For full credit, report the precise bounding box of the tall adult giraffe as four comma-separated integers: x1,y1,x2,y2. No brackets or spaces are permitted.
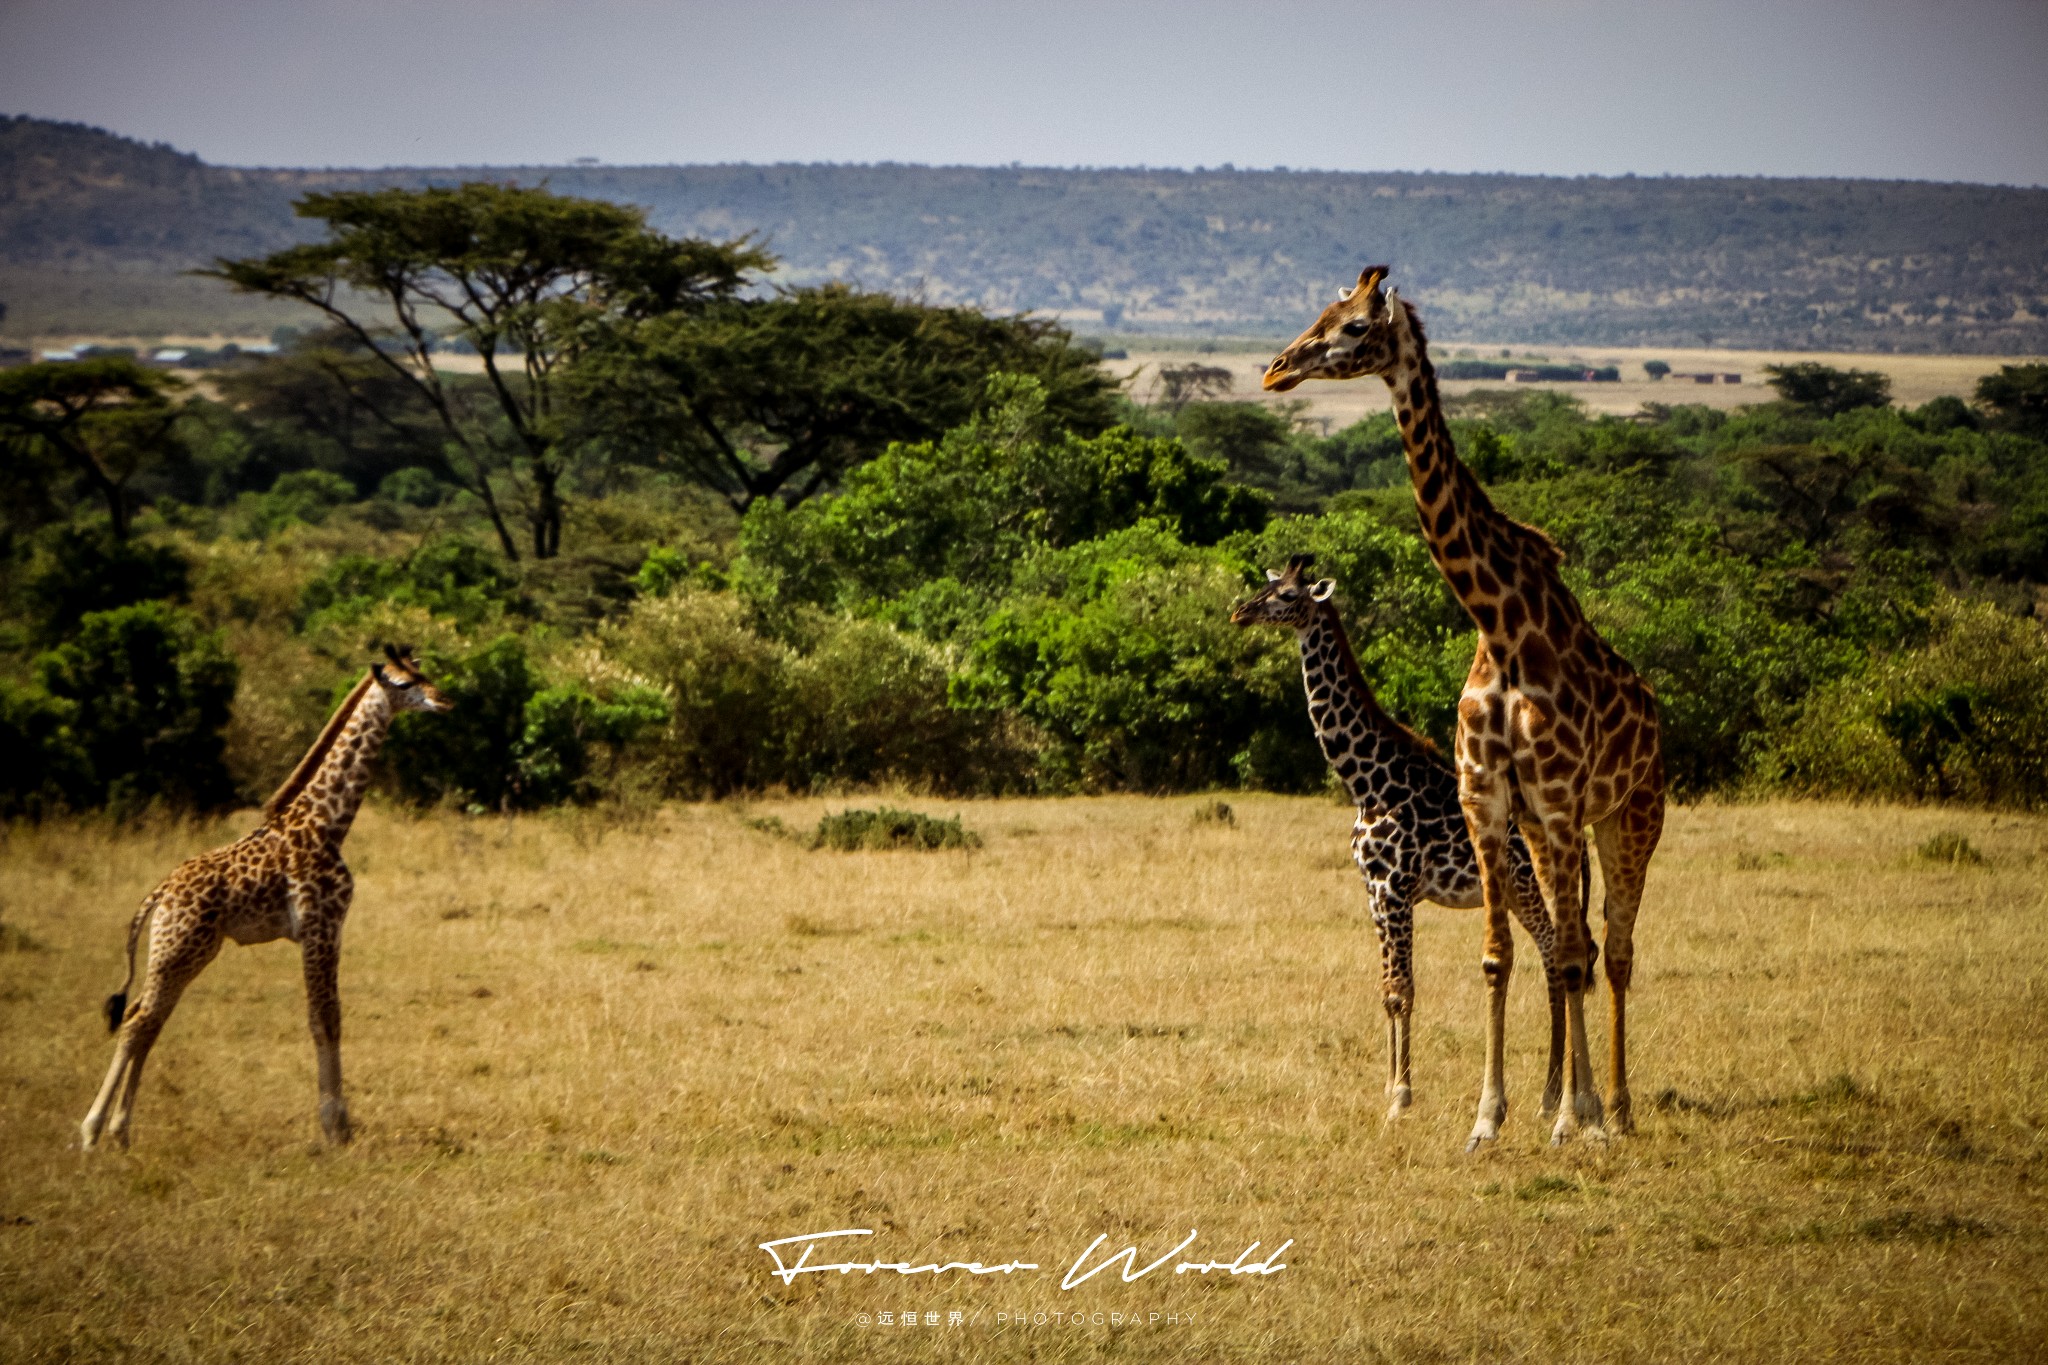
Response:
80,646,449,1151
1233,553,1565,1122
1264,267,1666,1147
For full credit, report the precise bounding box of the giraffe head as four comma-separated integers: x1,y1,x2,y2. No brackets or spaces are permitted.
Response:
370,644,452,713
1262,265,1402,392
1231,553,1336,629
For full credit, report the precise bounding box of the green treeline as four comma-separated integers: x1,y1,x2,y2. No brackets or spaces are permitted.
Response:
4,184,2048,817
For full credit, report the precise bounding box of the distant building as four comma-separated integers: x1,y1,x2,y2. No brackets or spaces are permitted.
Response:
1507,368,1541,383
40,348,78,362
149,348,190,365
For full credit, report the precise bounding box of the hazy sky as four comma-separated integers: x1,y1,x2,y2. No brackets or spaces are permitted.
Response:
3,0,2045,184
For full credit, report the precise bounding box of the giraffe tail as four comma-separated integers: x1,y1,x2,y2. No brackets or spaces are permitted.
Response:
1582,842,1599,976
102,891,160,1033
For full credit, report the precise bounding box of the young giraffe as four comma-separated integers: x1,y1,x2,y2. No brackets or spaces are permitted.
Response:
1265,267,1666,1147
1232,552,1566,1121
79,646,450,1151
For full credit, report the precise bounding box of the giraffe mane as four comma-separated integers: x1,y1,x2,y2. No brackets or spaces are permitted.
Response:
262,671,375,822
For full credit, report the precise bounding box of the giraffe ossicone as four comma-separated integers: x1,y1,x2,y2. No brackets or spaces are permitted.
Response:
1232,554,1565,1122
78,645,451,1152
1266,268,1667,1148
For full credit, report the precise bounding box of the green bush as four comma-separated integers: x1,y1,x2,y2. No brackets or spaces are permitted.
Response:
960,525,1317,792
234,468,356,537
380,636,533,809
381,635,666,809
785,615,1025,793
809,807,981,851
0,680,89,816
1759,596,2048,806
515,682,669,806
33,601,239,813
21,525,191,644
600,590,796,797
297,535,521,631
729,380,1268,629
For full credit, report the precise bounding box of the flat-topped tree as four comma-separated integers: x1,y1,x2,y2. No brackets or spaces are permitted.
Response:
205,183,770,559
0,357,186,539
566,284,1120,513
1265,267,1666,1148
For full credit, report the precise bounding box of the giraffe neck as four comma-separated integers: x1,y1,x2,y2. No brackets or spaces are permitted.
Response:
287,684,395,844
1296,602,1426,808
1380,301,1543,642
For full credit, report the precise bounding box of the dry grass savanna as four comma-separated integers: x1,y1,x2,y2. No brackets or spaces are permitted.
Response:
1106,345,2044,428
2,796,2043,1363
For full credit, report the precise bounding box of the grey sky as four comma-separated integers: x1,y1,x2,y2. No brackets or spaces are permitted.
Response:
3,0,2044,184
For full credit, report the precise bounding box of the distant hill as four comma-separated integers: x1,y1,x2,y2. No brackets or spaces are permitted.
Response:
4,114,2046,352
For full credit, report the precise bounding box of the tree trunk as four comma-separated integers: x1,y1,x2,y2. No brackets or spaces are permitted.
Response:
531,465,564,560
53,434,128,539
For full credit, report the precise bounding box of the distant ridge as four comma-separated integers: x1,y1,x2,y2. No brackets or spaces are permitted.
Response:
4,114,2045,351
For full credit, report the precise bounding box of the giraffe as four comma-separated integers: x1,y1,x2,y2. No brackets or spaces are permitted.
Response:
1232,552,1566,1121
79,646,450,1151
1264,267,1666,1148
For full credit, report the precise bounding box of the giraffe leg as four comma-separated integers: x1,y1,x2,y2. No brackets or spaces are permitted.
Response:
1527,818,1603,1145
92,928,221,1151
1593,784,1664,1136
1459,769,1517,1152
1505,832,1565,1121
80,1033,135,1151
301,914,352,1145
1367,884,1417,1119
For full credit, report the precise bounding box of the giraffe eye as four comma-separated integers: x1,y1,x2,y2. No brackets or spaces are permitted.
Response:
1278,589,1298,601
1340,321,1368,338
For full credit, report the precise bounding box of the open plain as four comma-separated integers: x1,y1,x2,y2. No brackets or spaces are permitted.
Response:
2,796,2044,1363
1108,345,2043,427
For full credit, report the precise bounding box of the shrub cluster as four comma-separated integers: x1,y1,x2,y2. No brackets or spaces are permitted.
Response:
7,343,2048,815
809,807,982,851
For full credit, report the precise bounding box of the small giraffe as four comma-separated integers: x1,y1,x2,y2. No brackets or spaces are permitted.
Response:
79,646,450,1151
1233,553,1566,1121
1266,267,1666,1148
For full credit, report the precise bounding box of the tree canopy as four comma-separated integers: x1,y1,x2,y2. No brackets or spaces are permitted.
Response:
570,284,1119,512
0,357,187,539
206,182,770,558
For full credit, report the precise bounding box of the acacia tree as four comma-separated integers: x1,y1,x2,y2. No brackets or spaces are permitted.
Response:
569,284,1118,511
206,183,769,559
1763,362,1892,417
0,358,187,539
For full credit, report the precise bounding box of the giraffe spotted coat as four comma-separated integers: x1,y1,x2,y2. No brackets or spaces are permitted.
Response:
1233,556,1566,1119
79,647,449,1151
1266,266,1667,1148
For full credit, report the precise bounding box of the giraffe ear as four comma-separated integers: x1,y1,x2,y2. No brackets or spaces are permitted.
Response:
1265,569,1282,583
370,663,393,687
1310,579,1336,602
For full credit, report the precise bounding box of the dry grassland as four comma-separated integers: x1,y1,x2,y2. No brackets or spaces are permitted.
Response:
1106,346,2043,426
2,797,2044,1363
